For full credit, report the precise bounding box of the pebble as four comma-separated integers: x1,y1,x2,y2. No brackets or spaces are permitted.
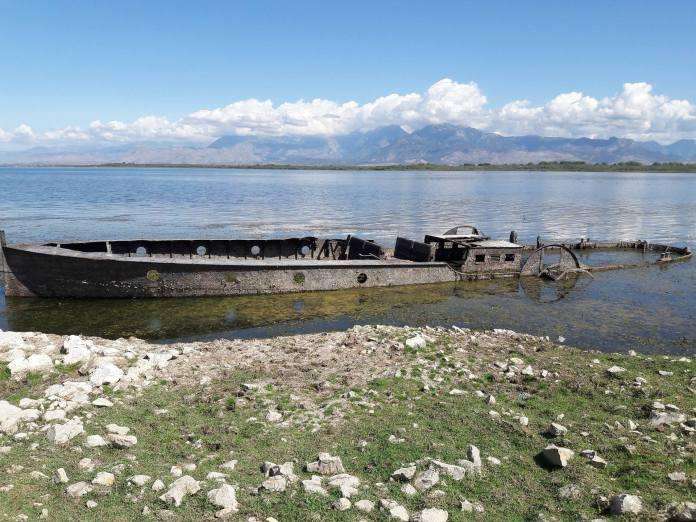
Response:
610,493,642,515
541,445,575,468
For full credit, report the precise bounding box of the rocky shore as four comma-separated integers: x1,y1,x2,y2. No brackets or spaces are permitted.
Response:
0,326,694,521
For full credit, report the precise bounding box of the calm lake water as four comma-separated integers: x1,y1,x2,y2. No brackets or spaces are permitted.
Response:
1,167,695,354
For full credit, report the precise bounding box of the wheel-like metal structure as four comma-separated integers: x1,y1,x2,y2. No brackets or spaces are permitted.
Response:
521,244,585,281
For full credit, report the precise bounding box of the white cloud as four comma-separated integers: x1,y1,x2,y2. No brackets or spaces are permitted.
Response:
1,80,695,150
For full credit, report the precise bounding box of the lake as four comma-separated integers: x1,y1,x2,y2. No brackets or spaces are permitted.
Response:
1,167,694,354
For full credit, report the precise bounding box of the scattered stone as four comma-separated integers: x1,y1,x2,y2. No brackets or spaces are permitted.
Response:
89,362,124,386
486,456,501,466
606,366,626,377
26,354,54,373
261,475,287,492
650,411,686,427
85,435,108,448
610,493,642,516
220,460,237,471
380,499,409,521
61,336,93,365
391,465,417,482
128,475,152,486
53,468,69,484
519,416,529,427
306,453,345,475
265,410,282,423
91,398,113,408
207,471,228,481
545,422,568,437
405,335,427,349
467,444,482,467
541,445,575,468
413,508,448,522
301,476,328,496
668,471,687,483
106,423,130,435
401,483,417,496
65,481,93,498
159,475,201,507
355,499,375,513
413,469,439,491
332,497,351,511
107,433,137,448
86,500,98,509
665,501,696,522
92,472,115,487
151,479,165,492
78,458,94,472
47,418,84,444
327,473,360,498
207,483,238,515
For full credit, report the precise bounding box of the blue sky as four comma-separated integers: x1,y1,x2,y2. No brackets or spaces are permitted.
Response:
1,0,695,145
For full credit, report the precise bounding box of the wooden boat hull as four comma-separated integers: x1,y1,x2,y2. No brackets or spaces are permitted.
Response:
2,245,469,298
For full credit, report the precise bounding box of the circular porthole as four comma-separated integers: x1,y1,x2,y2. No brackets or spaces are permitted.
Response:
357,273,368,284
146,269,160,282
135,246,147,257
300,245,311,256
196,245,207,256
250,245,261,256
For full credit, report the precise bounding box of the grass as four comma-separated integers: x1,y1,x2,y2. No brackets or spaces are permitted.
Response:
0,329,693,521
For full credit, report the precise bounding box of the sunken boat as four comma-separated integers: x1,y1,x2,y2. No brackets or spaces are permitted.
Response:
0,227,691,298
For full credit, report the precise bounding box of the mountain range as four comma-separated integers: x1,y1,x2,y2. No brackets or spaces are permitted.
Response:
3,124,696,165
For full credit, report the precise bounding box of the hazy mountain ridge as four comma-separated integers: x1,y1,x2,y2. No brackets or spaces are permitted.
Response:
3,125,696,165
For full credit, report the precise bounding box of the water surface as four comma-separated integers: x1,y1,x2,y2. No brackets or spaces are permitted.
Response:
1,167,694,354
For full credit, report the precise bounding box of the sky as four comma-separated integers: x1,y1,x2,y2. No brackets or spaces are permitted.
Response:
1,0,695,149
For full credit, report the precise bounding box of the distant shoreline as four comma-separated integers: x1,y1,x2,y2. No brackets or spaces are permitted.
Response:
2,161,696,172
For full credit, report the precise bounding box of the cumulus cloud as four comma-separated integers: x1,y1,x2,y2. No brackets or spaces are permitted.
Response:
1,79,695,149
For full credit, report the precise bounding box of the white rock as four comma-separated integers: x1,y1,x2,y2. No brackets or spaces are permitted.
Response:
542,445,575,468
86,500,98,508
265,410,282,423
8,357,28,377
107,433,137,448
610,494,642,515
327,473,360,498
47,418,84,444
0,331,27,351
400,483,417,496
486,456,501,466
381,499,409,521
306,453,345,475
106,423,130,435
151,479,165,491
0,400,24,434
26,354,54,373
43,409,67,422
519,416,529,426
467,445,482,467
159,475,200,507
332,497,351,511
128,475,152,486
78,458,95,471
302,476,328,496
61,336,93,365
91,398,113,408
89,362,124,386
92,472,115,487
207,483,238,512
405,335,427,349
650,411,686,427
414,508,449,522
355,499,375,512
261,475,287,492
413,469,439,491
391,465,417,482
65,481,92,498
606,365,626,376
53,468,69,484
545,422,568,437
206,471,228,481
431,459,478,480
220,460,237,471
85,435,108,448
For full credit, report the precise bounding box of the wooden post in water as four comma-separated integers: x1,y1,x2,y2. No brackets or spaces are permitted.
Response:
0,229,7,275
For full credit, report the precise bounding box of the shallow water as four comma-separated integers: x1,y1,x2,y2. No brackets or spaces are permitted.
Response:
1,167,694,354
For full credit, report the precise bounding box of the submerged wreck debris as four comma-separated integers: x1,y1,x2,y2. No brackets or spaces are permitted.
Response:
0,226,690,298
